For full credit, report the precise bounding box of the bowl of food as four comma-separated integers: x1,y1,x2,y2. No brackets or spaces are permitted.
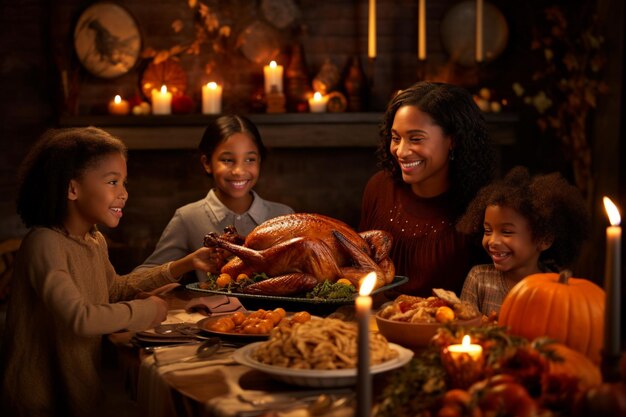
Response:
375,290,482,349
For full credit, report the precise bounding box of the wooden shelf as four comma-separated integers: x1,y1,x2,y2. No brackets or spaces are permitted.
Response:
58,112,518,150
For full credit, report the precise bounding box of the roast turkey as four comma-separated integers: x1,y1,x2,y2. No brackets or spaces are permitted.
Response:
203,213,395,295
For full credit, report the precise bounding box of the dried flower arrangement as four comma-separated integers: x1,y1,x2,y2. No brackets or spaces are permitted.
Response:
511,5,608,199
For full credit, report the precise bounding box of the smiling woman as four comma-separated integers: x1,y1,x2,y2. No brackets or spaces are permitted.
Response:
359,81,495,297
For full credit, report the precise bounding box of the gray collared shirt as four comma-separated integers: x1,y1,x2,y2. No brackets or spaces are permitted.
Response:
134,189,293,282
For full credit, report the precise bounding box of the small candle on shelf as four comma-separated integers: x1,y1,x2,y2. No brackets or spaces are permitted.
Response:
151,85,172,115
475,0,484,62
368,0,376,59
418,0,426,61
308,92,328,113
602,197,622,366
356,272,377,417
263,61,284,94
202,82,223,114
108,95,130,115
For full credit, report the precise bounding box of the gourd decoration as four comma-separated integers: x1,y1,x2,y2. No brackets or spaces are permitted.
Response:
499,270,605,364
543,342,602,390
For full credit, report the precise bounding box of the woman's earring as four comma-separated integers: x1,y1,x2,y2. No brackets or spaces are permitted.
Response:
449,148,455,161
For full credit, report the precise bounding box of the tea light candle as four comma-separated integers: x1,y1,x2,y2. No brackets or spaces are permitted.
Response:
263,61,284,94
603,197,622,360
476,0,484,62
202,82,222,114
448,335,483,362
418,0,426,60
368,0,376,59
308,92,328,113
108,95,130,115
152,85,172,115
356,272,377,417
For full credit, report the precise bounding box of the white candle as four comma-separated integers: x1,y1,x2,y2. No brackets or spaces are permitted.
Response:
603,196,622,360
476,0,484,62
263,61,284,94
202,82,223,114
447,335,483,362
418,0,426,60
356,272,377,417
368,0,376,59
151,85,172,115
108,95,129,115
308,92,328,113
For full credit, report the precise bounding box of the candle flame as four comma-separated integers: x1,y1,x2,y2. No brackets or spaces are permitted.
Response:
462,335,471,346
114,95,122,104
160,85,167,93
359,272,377,296
603,197,621,226
207,82,217,89
313,92,322,100
269,60,277,68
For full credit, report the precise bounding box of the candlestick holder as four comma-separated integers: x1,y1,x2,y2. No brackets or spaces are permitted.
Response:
441,346,485,389
266,86,286,113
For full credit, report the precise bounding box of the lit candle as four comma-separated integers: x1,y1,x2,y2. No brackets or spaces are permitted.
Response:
151,85,172,115
418,0,426,60
263,61,284,94
308,92,328,113
447,335,483,362
108,95,130,115
202,82,223,114
356,272,377,417
603,197,622,360
476,0,484,62
368,0,376,59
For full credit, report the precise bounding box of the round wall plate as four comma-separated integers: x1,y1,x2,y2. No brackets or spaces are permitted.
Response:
73,2,142,78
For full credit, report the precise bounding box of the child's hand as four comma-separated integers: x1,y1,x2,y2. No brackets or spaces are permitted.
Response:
147,296,169,328
191,247,228,274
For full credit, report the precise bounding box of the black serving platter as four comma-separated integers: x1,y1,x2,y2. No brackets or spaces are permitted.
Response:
185,276,408,316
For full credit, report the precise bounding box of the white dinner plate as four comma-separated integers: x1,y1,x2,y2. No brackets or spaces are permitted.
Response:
233,342,414,388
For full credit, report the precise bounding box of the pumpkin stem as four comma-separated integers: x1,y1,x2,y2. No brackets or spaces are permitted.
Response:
558,269,572,284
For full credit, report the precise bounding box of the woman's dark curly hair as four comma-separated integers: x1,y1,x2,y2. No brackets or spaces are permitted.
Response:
377,81,496,217
17,127,127,229
457,166,590,268
198,114,266,176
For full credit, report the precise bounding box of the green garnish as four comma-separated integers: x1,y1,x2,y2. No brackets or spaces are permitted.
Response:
306,280,357,300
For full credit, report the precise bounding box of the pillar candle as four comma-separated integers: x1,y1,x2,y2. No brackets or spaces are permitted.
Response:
202,82,223,114
476,0,484,62
308,92,327,113
151,85,172,115
603,196,622,360
447,335,483,362
263,61,284,94
368,0,376,59
418,0,426,60
356,272,377,417
108,95,130,115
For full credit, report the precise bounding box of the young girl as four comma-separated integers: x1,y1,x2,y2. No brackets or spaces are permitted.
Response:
457,166,590,316
0,127,215,417
135,114,293,281
359,82,495,296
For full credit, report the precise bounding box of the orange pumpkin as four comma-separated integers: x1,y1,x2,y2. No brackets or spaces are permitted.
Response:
499,270,605,364
544,342,602,389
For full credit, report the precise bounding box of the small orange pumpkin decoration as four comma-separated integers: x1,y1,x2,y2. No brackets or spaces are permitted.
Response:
544,342,602,389
499,270,605,364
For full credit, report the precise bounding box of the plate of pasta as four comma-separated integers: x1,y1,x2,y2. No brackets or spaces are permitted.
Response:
232,318,414,387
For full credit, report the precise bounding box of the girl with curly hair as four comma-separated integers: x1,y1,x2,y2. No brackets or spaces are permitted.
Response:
1,127,216,417
359,81,495,296
457,166,590,316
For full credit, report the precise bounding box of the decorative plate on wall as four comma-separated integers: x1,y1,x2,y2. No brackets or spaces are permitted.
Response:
73,2,142,78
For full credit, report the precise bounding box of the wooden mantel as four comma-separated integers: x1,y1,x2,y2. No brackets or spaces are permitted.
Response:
58,112,518,150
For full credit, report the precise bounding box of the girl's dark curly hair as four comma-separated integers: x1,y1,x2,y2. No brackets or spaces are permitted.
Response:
457,166,590,268
377,81,496,217
16,127,127,229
